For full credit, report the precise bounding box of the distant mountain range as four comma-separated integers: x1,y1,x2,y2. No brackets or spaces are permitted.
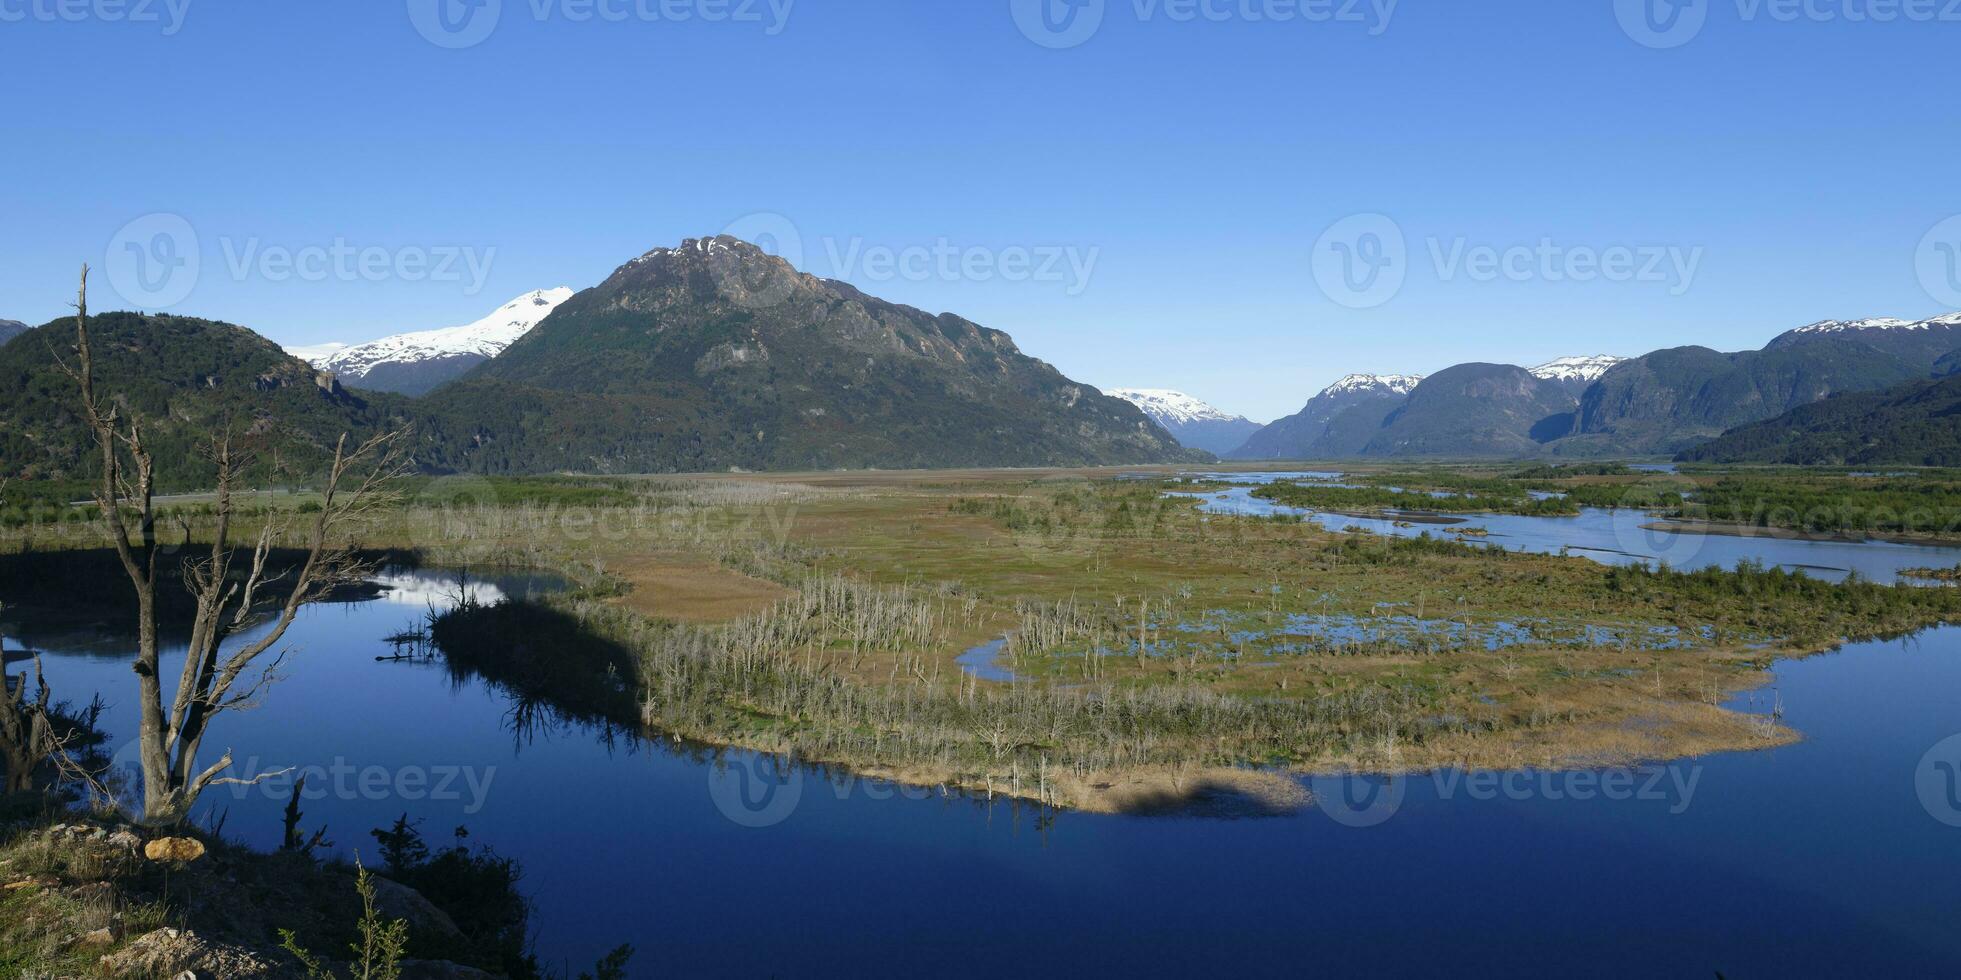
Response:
0,320,27,347
1108,389,1262,455
0,238,1199,486
1229,374,1421,459
1206,312,1961,460
1558,315,1961,455
8,235,1960,481
1367,363,1579,456
288,288,574,396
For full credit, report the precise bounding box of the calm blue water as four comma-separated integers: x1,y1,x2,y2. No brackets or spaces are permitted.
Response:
8,562,1961,977
1175,484,1961,584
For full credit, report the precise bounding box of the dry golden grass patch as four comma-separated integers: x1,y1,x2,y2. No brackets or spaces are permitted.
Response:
606,555,793,623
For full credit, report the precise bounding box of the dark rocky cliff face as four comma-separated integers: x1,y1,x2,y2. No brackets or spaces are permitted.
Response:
416,236,1205,473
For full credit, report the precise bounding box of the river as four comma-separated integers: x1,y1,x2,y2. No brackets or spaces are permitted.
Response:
7,541,1961,974
1170,472,1961,584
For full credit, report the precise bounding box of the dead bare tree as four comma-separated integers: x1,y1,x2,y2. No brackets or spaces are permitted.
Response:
66,264,408,825
0,655,56,794
280,775,332,857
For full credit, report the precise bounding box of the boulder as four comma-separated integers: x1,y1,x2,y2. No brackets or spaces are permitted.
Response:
98,926,275,979
368,876,463,942
145,837,207,863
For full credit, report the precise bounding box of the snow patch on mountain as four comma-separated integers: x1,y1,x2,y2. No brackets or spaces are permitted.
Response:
1794,317,1921,333
293,288,574,378
1790,316,1943,335
1109,388,1253,426
285,342,349,363
1320,374,1423,398
1529,355,1626,384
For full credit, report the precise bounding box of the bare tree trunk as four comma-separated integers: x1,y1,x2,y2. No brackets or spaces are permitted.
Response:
67,265,406,825
0,656,55,794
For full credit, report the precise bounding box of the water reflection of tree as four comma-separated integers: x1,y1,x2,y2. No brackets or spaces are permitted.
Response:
495,688,642,757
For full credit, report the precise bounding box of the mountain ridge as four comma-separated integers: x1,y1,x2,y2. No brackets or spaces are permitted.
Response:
1680,371,1961,466
1109,388,1262,455
416,236,1205,472
290,288,575,396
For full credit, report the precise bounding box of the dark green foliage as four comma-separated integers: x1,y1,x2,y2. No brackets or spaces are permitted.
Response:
371,814,431,874
1362,364,1577,457
1510,461,1634,479
1681,373,1961,466
1253,478,1579,516
0,313,413,489
1569,335,1939,455
366,818,536,978
1670,475,1961,536
414,237,1203,473
579,946,636,980
430,599,644,728
1604,559,1961,648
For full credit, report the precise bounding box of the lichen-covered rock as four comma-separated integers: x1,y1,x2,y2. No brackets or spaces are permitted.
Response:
98,926,276,979
145,837,208,863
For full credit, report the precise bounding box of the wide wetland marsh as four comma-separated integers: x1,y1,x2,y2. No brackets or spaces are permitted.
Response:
10,464,1961,974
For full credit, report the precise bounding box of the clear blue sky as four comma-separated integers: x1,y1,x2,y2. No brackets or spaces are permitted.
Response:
2,1,1957,422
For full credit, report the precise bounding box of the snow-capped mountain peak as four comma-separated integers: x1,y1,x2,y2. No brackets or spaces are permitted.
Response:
1796,317,1922,333
1109,388,1264,455
285,342,349,363
300,288,574,377
1109,388,1247,426
1791,317,1928,335
1529,355,1626,384
1319,374,1423,398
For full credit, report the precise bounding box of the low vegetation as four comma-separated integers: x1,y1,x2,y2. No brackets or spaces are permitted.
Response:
376,469,1961,808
